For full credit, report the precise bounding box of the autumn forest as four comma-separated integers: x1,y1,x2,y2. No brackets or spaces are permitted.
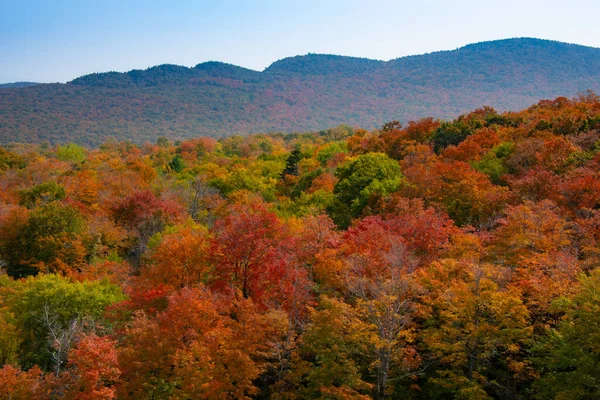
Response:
2,93,600,399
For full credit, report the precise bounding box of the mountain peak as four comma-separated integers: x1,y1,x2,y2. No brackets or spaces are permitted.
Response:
194,61,261,80
265,53,383,75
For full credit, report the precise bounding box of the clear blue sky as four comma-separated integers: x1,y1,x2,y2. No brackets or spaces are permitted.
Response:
1,0,599,83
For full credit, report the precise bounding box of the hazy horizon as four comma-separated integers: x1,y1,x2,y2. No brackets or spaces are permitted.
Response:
2,0,600,84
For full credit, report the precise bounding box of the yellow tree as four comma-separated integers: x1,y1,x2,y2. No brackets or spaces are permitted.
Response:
417,260,532,399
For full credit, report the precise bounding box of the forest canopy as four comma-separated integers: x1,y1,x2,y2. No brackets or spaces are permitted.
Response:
2,93,600,398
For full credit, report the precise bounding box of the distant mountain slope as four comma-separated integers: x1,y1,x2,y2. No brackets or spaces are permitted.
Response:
0,82,39,89
1,38,600,146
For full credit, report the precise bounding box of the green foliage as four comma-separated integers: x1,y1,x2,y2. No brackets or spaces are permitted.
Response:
219,135,245,157
18,181,66,208
281,148,303,179
25,203,85,241
567,149,597,168
290,168,324,199
278,189,335,217
330,153,403,227
432,121,475,153
9,203,87,277
431,107,506,153
168,155,186,173
55,143,86,163
259,138,274,154
485,113,522,127
0,310,21,366
0,147,26,171
208,158,283,202
316,141,348,166
6,274,124,370
157,136,170,148
434,121,483,155
533,270,600,399
281,297,372,399
472,142,514,184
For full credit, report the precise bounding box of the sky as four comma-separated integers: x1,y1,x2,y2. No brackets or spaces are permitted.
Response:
1,0,600,83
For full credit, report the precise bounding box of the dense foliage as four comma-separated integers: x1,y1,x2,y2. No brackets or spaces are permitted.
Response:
2,93,600,399
2,38,600,146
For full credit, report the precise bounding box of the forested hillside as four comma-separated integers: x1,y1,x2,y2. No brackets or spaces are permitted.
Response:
1,38,600,146
0,82,38,89
2,94,600,398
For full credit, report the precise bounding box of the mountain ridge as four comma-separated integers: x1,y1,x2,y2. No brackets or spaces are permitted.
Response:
67,38,597,82
1,38,600,146
0,82,39,89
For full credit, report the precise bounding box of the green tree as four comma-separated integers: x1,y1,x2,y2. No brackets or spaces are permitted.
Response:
281,148,303,180
533,269,600,399
431,121,474,153
168,155,186,173
23,203,88,275
278,297,372,399
6,274,124,373
56,143,86,163
472,142,514,185
329,153,403,228
18,181,67,209
0,147,26,171
1,203,87,278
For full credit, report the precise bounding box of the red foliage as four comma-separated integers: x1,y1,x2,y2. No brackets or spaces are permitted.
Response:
109,190,182,231
62,334,121,400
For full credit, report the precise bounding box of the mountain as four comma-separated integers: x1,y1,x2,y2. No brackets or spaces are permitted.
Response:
0,82,39,89
1,38,600,146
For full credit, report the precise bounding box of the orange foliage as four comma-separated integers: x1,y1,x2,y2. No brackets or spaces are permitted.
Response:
142,226,211,290
62,334,121,400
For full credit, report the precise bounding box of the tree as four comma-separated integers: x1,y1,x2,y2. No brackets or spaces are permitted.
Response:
431,121,474,153
185,175,220,223
18,181,66,209
0,365,49,400
0,275,22,366
401,153,510,227
281,147,303,181
117,287,288,399
110,190,183,269
1,202,88,277
56,143,87,163
431,107,499,153
0,205,33,278
212,203,282,301
533,269,600,399
10,274,124,372
490,200,578,326
25,202,88,276
210,202,306,311
417,260,532,399
0,147,26,171
491,200,572,268
314,214,441,398
141,225,211,290
278,297,372,399
61,333,121,400
330,153,404,228
167,155,186,173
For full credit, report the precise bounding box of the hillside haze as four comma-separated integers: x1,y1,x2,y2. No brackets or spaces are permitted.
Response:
1,38,600,146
